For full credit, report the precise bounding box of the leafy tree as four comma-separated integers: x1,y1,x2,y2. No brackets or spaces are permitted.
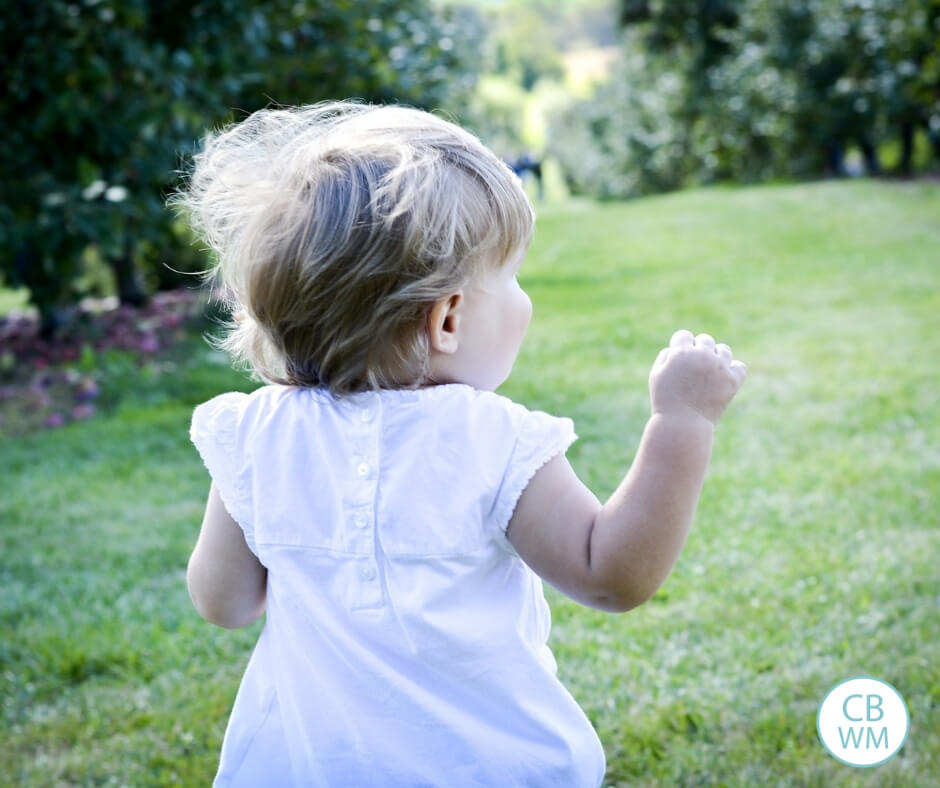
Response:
483,0,566,91
879,0,940,172
736,0,938,175
759,0,882,174
1,0,477,336
462,75,531,158
551,1,741,198
549,0,940,198
619,0,740,69
549,36,692,198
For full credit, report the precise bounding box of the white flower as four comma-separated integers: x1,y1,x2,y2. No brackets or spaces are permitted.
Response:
82,180,107,200
105,186,128,202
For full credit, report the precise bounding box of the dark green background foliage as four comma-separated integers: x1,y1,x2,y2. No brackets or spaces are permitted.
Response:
0,0,478,332
5,0,940,328
552,0,940,198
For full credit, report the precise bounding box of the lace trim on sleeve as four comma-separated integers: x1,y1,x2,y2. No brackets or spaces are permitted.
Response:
489,406,577,554
190,393,256,554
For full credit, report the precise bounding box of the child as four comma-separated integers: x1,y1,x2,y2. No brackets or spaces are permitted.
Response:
177,102,746,787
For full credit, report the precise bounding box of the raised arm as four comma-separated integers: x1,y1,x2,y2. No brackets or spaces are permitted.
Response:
187,483,267,628
506,330,746,612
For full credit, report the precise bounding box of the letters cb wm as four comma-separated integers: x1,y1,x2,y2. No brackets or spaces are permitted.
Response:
817,676,910,767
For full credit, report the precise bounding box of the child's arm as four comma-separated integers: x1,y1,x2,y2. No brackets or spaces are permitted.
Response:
507,330,746,612
187,483,267,628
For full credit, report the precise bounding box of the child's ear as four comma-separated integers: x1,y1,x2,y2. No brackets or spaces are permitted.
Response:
427,292,463,354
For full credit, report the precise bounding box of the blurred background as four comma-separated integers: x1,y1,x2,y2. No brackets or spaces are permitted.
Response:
2,0,938,344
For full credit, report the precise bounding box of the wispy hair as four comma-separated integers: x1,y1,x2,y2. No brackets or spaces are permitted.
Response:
171,101,534,394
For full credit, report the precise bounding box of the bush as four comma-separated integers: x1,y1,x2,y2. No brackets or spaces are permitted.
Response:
0,0,480,335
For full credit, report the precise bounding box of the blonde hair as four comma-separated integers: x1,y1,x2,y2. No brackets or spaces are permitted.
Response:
173,101,534,394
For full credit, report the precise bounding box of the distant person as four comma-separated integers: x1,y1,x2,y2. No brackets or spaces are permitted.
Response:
507,151,544,200
175,101,746,787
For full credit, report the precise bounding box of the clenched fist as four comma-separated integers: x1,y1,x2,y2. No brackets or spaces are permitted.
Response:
649,329,746,425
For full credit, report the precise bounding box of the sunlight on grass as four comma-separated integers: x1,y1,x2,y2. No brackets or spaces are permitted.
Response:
2,180,938,786
504,180,940,787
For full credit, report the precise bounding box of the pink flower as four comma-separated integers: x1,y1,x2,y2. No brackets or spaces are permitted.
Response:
75,378,100,400
71,403,96,421
138,334,160,353
44,412,65,428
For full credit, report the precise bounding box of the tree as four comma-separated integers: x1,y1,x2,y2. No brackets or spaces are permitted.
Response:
484,0,566,91
879,0,940,172
548,0,940,198
0,0,478,336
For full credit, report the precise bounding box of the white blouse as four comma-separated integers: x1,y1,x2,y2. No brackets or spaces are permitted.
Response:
190,383,605,787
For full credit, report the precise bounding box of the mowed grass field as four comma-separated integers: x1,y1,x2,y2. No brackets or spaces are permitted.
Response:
2,179,938,786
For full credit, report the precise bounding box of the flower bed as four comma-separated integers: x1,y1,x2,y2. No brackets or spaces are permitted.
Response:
0,289,211,435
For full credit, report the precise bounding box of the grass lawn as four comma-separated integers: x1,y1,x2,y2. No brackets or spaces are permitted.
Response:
2,179,938,786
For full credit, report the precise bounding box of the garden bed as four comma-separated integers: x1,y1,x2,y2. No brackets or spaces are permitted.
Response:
0,289,213,436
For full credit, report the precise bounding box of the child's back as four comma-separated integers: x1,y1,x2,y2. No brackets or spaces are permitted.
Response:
178,101,745,787
191,384,604,785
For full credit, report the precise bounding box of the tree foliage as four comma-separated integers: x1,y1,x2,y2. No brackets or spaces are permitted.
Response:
1,0,478,334
551,0,940,198
490,2,566,91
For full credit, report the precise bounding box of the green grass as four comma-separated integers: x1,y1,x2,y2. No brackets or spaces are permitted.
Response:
2,179,938,785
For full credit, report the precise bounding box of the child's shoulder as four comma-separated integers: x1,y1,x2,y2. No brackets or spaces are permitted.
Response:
378,385,573,459
190,386,286,447
193,384,311,421
193,383,545,440
374,384,533,426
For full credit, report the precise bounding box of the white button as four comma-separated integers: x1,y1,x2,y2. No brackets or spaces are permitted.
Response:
360,565,376,581
360,409,374,423
356,462,370,477
353,513,369,529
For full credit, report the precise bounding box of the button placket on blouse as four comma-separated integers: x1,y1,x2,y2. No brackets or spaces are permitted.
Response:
347,394,381,606
347,447,375,554
346,507,373,554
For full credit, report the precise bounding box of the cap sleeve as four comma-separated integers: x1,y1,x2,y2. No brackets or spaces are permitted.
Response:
190,392,256,554
489,401,577,538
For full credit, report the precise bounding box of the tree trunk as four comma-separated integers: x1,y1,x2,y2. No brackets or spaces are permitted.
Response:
899,121,914,175
826,142,846,177
14,246,72,340
929,124,940,164
859,139,880,176
108,236,148,308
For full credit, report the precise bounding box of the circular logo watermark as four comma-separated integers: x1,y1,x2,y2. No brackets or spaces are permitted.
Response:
817,676,909,767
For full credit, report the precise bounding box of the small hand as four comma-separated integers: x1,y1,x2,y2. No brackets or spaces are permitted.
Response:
649,329,747,425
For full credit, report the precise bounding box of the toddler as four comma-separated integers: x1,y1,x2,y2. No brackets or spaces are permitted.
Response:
177,102,746,787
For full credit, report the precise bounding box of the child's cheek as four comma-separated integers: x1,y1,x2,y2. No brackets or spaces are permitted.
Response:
519,291,533,334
